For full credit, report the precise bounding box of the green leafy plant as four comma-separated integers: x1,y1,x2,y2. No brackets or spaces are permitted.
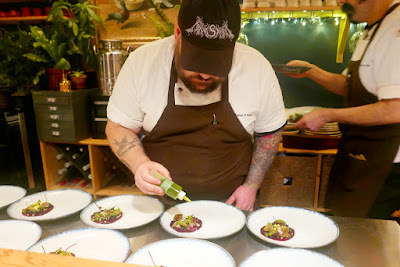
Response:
147,0,175,38
70,70,86,78
25,0,104,71
0,28,47,93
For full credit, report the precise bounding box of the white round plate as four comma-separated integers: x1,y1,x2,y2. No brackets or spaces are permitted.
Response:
7,189,92,221
240,248,343,267
80,195,164,229
0,185,27,209
125,238,235,267
286,106,323,120
159,200,246,239
246,206,339,248
0,220,41,250
27,228,130,262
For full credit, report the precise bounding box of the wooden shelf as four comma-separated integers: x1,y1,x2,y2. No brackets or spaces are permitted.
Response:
0,15,47,24
78,138,109,146
278,142,338,155
241,6,342,12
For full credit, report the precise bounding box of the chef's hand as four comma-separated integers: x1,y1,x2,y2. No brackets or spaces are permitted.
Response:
284,60,313,78
134,161,171,196
225,185,257,211
294,109,333,131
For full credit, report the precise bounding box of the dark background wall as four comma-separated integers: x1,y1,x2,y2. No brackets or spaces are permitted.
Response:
244,19,357,108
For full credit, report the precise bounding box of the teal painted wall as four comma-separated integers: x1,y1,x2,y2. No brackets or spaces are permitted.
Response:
244,19,358,108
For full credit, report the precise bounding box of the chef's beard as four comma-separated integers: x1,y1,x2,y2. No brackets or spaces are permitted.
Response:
174,43,226,95
342,3,356,21
341,0,367,23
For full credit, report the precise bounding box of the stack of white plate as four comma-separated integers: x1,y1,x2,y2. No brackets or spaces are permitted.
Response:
303,122,341,137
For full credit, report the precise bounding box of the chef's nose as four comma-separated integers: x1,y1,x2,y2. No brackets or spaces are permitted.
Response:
199,73,211,80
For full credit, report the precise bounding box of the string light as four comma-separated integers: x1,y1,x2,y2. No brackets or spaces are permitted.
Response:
245,15,342,27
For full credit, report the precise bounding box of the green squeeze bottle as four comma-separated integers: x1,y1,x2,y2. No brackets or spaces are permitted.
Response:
150,170,191,202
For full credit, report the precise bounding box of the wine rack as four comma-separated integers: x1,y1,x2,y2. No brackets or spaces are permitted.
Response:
54,144,92,189
39,139,143,198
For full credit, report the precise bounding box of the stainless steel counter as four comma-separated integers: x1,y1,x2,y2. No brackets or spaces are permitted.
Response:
0,207,399,267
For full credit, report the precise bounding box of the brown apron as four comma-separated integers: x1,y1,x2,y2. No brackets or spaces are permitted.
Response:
326,3,400,217
141,62,253,201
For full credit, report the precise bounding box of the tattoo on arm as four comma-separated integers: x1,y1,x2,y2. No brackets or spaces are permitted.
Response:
112,136,139,157
244,131,281,189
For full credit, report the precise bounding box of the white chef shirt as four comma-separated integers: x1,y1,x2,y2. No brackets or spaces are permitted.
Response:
348,0,400,162
107,36,286,136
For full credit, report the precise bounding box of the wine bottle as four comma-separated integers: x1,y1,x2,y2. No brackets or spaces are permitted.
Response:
72,153,80,160
64,161,73,168
82,163,90,171
56,153,65,161
58,167,68,175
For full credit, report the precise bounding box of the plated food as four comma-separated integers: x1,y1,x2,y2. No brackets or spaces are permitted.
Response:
287,113,303,123
125,238,235,267
159,200,245,239
7,189,92,221
239,248,344,267
80,195,164,230
260,219,295,241
22,200,54,217
0,220,42,250
170,214,202,233
27,228,130,262
0,185,26,209
91,206,123,224
246,206,339,248
45,244,77,257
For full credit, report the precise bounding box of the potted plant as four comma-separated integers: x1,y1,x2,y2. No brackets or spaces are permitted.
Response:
69,70,87,90
0,27,48,109
24,0,103,90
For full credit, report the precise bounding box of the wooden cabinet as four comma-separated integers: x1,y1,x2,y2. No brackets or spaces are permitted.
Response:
40,138,143,199
260,143,337,212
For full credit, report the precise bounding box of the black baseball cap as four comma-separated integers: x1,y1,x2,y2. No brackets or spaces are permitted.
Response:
178,0,241,77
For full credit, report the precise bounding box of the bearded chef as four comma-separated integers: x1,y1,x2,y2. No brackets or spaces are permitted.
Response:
106,0,287,211
286,0,400,219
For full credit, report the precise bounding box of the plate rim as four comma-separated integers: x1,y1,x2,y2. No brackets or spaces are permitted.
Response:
271,64,311,74
0,185,27,209
80,194,165,229
27,227,130,262
0,219,42,250
159,200,246,239
239,248,344,267
246,206,340,248
7,189,93,221
125,237,235,266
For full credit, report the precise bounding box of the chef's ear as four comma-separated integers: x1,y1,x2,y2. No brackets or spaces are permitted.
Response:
174,21,181,40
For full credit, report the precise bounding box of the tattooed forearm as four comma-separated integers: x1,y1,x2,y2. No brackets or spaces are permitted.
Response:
120,159,133,172
244,130,281,189
112,136,140,157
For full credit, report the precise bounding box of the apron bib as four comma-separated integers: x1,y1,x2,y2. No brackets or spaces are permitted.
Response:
326,3,400,217
141,62,253,200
